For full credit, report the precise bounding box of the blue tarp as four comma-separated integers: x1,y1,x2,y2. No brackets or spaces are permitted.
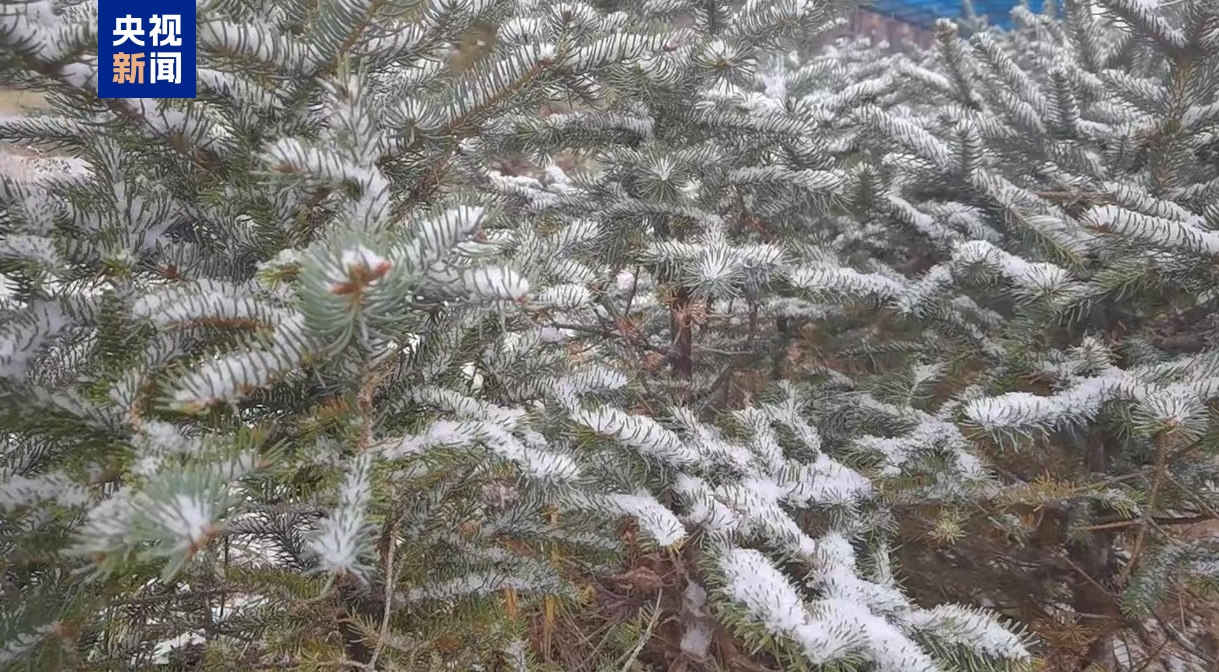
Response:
863,0,1045,30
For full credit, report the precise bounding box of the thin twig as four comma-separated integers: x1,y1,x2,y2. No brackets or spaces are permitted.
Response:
1079,514,1214,532
1059,556,1121,606
616,591,663,672
1151,613,1218,666
1121,433,1173,585
1165,474,1219,520
366,526,396,671
1129,635,1171,672
623,265,641,315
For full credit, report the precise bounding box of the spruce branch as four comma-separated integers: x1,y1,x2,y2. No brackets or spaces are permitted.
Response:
1121,431,1175,587
326,0,393,77
7,49,223,173
392,55,560,216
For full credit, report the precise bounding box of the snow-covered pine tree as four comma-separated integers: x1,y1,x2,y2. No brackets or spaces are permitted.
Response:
774,0,1219,667
459,1,1037,671
1,0,1047,670
0,0,655,668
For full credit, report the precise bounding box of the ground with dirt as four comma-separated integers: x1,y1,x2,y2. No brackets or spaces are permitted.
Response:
0,87,51,182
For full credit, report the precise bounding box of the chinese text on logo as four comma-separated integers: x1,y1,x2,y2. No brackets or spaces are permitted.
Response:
97,0,195,98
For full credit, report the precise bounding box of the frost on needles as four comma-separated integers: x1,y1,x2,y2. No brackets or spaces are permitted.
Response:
774,0,1219,665
4,0,1215,670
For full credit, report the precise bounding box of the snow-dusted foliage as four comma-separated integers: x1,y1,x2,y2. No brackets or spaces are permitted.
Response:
452,0,1039,669
463,0,1218,666
1,0,646,666
7,0,1214,668
727,1,1219,668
